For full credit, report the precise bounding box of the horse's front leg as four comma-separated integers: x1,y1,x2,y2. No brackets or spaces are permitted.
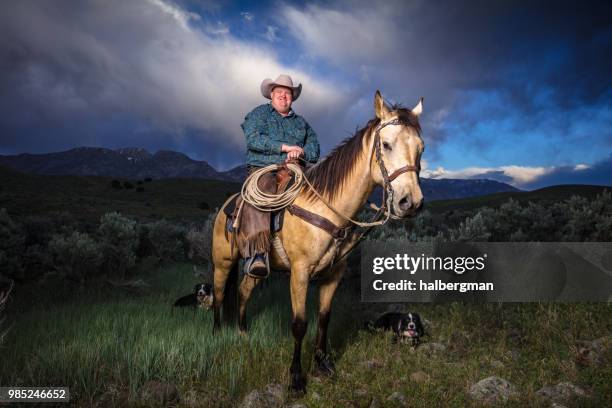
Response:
314,260,346,376
289,266,311,394
238,275,262,334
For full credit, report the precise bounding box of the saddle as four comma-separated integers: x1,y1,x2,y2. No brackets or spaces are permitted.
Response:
223,163,293,235
223,162,355,267
223,194,286,234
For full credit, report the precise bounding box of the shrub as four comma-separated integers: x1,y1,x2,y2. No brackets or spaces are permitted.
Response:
98,212,138,277
145,220,186,263
123,181,134,189
186,214,215,265
450,212,491,242
49,231,102,282
0,209,25,281
21,216,55,247
111,180,122,189
0,280,12,346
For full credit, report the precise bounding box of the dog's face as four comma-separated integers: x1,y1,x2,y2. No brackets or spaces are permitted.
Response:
397,313,424,344
194,283,213,310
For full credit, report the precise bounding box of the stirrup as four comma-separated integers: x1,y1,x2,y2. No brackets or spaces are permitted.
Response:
245,254,270,279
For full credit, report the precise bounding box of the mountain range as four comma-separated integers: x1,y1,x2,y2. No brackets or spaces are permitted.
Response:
0,147,520,200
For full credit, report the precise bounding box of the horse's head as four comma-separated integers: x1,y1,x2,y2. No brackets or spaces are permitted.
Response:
370,91,424,218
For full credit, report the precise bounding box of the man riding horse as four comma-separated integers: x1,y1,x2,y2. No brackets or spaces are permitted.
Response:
239,74,320,278
214,83,424,394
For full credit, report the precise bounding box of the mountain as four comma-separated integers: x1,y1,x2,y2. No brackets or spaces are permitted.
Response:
419,177,520,200
218,165,520,200
0,147,224,180
0,147,520,200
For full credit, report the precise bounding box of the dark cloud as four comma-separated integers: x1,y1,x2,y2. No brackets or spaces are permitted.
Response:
524,155,612,190
0,0,609,189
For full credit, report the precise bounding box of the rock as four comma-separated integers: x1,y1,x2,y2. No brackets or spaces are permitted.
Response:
468,376,518,404
419,342,447,354
264,383,285,403
361,358,384,369
239,390,280,408
311,391,322,401
309,376,323,384
508,349,521,362
354,389,368,398
490,360,505,369
535,382,587,404
410,371,430,383
139,381,179,406
386,391,407,406
575,337,608,367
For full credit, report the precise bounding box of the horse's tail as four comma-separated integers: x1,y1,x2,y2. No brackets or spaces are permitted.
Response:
222,262,239,326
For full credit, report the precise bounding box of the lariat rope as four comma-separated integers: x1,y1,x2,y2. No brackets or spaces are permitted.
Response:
240,162,394,227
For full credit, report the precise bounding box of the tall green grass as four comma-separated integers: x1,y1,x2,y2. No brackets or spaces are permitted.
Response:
1,265,610,406
0,264,360,405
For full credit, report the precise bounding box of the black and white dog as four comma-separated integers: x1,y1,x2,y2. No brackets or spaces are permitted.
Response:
374,312,425,346
173,283,213,310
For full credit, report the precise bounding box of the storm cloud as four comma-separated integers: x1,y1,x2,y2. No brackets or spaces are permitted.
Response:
0,0,610,183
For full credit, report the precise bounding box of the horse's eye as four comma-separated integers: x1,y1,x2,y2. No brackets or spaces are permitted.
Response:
383,142,391,151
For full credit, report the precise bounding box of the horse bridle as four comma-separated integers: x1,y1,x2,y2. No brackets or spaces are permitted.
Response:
372,117,421,215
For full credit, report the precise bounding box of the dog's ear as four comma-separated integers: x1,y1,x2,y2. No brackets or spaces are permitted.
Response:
194,284,199,292
204,283,212,291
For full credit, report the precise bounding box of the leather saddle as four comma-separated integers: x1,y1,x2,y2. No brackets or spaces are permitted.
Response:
223,163,294,234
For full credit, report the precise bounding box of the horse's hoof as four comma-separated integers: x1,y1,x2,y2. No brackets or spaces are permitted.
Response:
314,355,335,377
289,373,306,395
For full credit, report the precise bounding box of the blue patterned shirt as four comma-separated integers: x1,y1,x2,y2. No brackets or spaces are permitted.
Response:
241,103,320,167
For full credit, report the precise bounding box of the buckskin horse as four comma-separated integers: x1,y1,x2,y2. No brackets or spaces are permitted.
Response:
211,91,425,393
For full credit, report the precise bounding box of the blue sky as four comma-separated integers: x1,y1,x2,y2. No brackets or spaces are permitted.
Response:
0,0,610,189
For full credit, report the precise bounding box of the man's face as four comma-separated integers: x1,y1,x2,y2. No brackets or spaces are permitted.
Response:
270,86,293,114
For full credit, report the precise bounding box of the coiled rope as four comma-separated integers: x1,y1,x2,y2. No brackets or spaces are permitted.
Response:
240,163,393,227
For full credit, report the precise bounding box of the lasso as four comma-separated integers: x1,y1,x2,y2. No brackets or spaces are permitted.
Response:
239,163,393,228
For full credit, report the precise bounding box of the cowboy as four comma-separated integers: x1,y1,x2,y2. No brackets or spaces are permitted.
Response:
239,74,320,278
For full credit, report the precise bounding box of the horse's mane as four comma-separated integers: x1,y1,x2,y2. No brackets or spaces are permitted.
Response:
305,104,421,202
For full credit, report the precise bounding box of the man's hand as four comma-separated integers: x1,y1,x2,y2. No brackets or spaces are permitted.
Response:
281,144,304,161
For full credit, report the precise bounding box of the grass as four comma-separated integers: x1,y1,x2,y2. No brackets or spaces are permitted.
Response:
1,264,611,407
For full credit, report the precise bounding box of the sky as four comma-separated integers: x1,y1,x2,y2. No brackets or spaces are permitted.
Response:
0,0,610,190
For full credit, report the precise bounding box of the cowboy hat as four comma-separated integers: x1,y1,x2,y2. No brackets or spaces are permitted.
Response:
260,74,302,101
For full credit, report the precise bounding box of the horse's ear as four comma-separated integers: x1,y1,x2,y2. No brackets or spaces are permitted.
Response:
374,90,391,120
412,97,424,117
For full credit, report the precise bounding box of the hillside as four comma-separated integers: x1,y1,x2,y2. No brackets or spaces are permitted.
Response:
0,165,608,223
0,165,240,223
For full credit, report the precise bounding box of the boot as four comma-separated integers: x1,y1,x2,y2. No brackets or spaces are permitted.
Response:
245,253,269,279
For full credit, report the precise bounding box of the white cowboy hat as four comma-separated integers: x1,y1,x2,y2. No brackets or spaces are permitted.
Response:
260,74,302,101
